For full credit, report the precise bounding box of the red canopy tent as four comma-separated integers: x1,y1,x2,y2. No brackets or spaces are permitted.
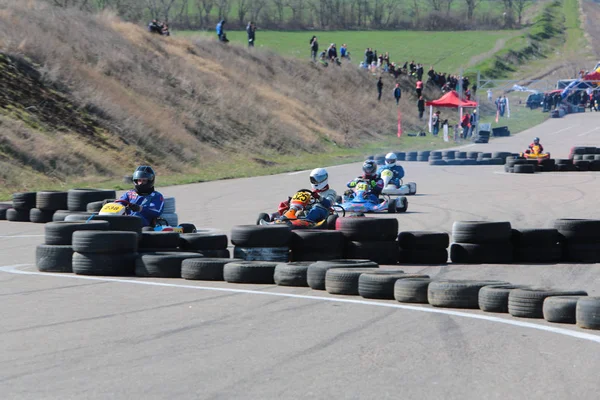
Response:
425,90,477,133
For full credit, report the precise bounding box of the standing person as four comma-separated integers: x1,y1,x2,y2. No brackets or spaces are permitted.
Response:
310,36,318,62
469,109,478,138
417,96,425,120
216,20,226,41
340,44,348,58
432,111,441,136
416,80,423,97
377,77,383,101
487,88,493,102
246,21,256,47
461,112,471,138
393,83,402,105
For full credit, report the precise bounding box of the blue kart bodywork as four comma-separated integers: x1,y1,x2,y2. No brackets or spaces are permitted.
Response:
338,188,407,214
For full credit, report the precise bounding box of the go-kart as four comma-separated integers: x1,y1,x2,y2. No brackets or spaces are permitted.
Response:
339,181,408,214
520,145,550,160
380,169,417,196
99,199,195,233
256,189,343,230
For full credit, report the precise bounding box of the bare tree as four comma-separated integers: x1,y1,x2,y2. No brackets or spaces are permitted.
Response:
502,0,515,27
272,0,287,24
236,0,251,25
249,0,268,24
464,0,482,21
287,0,306,26
514,0,530,26
429,0,443,12
442,0,455,14
216,0,231,21
196,0,214,27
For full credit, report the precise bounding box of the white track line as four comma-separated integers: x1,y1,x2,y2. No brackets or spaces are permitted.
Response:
577,127,600,137
550,125,576,135
2,264,600,344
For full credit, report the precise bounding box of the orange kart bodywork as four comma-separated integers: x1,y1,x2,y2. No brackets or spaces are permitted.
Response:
520,145,550,161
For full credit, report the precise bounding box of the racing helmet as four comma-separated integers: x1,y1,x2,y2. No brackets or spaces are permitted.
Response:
385,152,397,166
132,165,156,195
309,168,329,191
533,137,540,145
362,160,377,177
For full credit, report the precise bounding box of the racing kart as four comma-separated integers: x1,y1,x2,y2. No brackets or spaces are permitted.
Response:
380,169,417,196
99,200,195,233
520,144,550,161
339,181,408,214
256,189,343,230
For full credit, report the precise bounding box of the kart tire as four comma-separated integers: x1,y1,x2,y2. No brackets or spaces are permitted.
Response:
563,243,600,263
140,231,181,249
307,259,379,290
200,249,230,258
64,213,95,222
72,230,138,254
29,208,55,224
6,208,30,222
89,215,143,233
273,261,313,286
510,228,561,247
12,192,36,210
36,244,73,273
73,251,137,276
428,280,510,309
135,252,204,278
0,203,10,220
387,200,396,213
450,242,513,264
181,257,242,281
345,240,399,265
335,217,398,241
36,191,68,211
407,182,417,195
256,213,271,225
442,151,455,159
394,278,433,303
397,248,448,264
552,218,600,242
163,197,176,214
326,214,338,230
466,152,480,159
178,223,197,233
452,221,512,244
508,288,587,319
230,225,292,247
86,200,111,212
67,189,116,212
576,297,600,330
223,261,278,284
398,231,449,249
233,246,289,262
478,284,528,313
395,196,408,213
52,210,74,222
358,272,428,299
429,160,447,166
543,296,585,324
160,212,179,227
45,220,110,245
455,152,467,159
179,232,228,251
290,230,345,260
513,244,562,263
325,268,403,296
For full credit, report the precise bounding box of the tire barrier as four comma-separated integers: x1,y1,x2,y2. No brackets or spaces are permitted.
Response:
553,219,600,263
576,297,600,329
35,244,74,273
182,257,243,281
478,284,529,313
397,231,449,264
503,146,600,173
450,221,513,264
307,259,378,290
511,228,562,263
0,203,11,220
223,261,278,284
358,272,428,299
67,189,116,212
135,252,204,278
508,288,588,319
273,261,313,287
325,267,394,296
428,280,510,309
543,296,585,324
290,230,344,262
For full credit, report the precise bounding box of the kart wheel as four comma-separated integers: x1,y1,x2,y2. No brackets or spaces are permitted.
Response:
396,197,408,213
256,212,271,225
387,200,397,213
179,223,197,233
408,182,417,195
326,214,338,230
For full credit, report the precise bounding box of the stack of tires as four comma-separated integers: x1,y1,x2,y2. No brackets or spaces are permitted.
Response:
405,151,418,162
179,231,230,258
395,151,406,161
290,230,345,261
30,191,69,223
6,192,36,222
72,230,138,276
477,153,504,165
65,214,143,235
450,221,513,264
569,146,600,171
428,280,509,309
428,151,444,165
417,151,430,162
0,202,11,220
52,189,116,221
306,259,378,290
135,251,204,278
36,220,109,273
397,231,449,264
160,197,179,227
442,150,455,163
508,287,588,319
511,228,562,263
231,225,291,262
138,231,182,253
553,219,600,263
336,217,399,265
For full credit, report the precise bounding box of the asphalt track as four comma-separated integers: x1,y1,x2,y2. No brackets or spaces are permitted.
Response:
2,111,600,399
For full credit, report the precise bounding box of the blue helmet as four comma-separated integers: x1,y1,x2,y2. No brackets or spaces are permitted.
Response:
132,165,155,195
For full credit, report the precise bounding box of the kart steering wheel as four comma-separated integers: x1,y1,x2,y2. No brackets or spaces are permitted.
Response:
297,189,318,205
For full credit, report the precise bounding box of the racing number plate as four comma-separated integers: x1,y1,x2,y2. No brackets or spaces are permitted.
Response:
356,182,369,191
292,191,311,204
100,203,125,214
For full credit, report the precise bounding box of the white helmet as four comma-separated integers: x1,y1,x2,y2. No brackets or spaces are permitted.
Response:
385,152,397,166
309,168,329,191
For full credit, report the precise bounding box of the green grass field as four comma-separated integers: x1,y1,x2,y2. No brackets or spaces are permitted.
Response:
177,30,513,73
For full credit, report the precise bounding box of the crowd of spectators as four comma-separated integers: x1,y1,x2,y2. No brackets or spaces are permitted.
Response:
148,20,170,36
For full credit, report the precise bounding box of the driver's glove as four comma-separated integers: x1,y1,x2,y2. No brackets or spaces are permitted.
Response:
129,203,142,212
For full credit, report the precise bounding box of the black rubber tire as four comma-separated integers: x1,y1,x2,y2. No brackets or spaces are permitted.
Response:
556,164,577,172
200,249,230,258
575,160,590,171
135,252,204,278
513,243,562,263
543,296,585,324
397,231,449,249
466,151,480,159
36,244,73,273
181,257,242,280
290,229,345,254
36,191,68,211
139,232,181,249
178,223,197,233
478,284,528,313
508,288,588,319
67,189,117,212
455,152,467,159
29,208,55,224
428,280,510,309
511,228,560,247
0,205,8,220
306,259,379,290
450,242,513,264
86,200,111,212
446,159,465,166
12,192,36,210
6,208,30,222
345,240,399,265
552,219,600,242
539,158,556,171
179,233,228,251
429,160,447,166
230,225,292,247
290,249,342,262
44,220,110,245
325,268,402,296
358,273,429,299
52,210,75,222
397,248,448,264
72,230,138,253
273,261,313,287
89,215,143,234
73,252,137,276
452,221,512,244
335,217,398,241
223,261,278,284
556,158,573,165
442,150,455,159
563,243,600,263
513,164,535,174
576,297,600,330
394,278,433,303
233,246,289,262
64,213,95,222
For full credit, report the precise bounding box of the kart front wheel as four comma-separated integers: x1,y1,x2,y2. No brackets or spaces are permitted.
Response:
256,213,270,225
396,197,408,213
388,200,397,213
326,214,338,230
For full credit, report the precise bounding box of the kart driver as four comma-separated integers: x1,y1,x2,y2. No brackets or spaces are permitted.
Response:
528,137,544,153
346,160,384,203
376,152,405,187
118,165,165,227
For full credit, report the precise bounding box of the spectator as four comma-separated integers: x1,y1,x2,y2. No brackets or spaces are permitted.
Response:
461,112,471,138
393,83,402,105
472,84,477,96
246,21,256,47
432,111,441,136
416,80,423,97
417,96,425,119
148,20,163,34
469,109,478,137
465,88,471,101
487,89,493,102
161,23,170,36
216,20,228,42
377,77,383,101
417,64,424,81
340,44,348,58
310,36,319,62
327,43,337,61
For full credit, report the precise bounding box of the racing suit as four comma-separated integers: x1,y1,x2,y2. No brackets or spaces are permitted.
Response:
529,142,544,153
277,187,337,223
119,189,165,227
346,176,384,203
377,164,405,187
